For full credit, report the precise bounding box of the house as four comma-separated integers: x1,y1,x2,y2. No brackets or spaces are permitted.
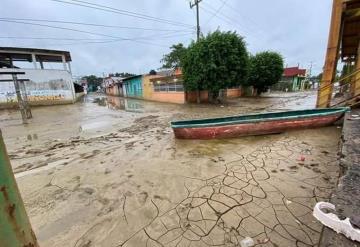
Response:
105,68,243,104
279,66,307,91
145,68,185,104
0,47,78,108
103,76,124,96
122,75,143,98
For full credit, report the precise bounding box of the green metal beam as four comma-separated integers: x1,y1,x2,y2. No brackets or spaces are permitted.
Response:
0,130,39,247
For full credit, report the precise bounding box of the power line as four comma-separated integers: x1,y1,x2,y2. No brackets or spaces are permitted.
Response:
0,32,195,48
50,0,194,28
0,32,194,43
202,3,252,33
204,0,228,25
0,17,192,32
0,19,121,39
201,3,265,41
0,19,194,48
216,0,270,37
0,36,116,41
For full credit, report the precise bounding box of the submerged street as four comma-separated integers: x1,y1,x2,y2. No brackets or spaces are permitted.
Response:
0,91,343,246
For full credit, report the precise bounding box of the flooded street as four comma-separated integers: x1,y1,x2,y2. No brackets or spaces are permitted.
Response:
0,91,341,247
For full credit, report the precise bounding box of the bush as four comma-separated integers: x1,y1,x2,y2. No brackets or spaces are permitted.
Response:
247,51,284,95
182,31,249,100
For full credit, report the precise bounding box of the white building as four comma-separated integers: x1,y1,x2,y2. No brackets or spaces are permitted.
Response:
0,47,80,108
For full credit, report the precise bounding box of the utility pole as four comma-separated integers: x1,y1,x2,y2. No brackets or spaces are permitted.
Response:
309,61,313,78
190,0,202,41
189,0,202,103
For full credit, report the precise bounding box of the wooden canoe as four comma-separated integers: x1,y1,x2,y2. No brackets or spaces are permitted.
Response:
171,107,349,139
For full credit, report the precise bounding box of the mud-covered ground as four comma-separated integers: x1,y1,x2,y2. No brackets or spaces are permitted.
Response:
0,91,342,247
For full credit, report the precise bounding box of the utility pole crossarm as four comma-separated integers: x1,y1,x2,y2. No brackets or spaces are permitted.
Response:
189,0,202,8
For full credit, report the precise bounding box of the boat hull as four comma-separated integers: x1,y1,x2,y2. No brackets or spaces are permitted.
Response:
173,113,343,139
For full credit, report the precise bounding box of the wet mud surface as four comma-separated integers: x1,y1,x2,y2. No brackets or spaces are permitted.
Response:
0,91,342,246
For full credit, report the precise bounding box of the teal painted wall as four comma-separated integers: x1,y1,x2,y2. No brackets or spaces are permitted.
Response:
124,76,143,98
292,76,305,91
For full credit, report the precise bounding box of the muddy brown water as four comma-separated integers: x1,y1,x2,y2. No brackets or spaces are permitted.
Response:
0,91,342,247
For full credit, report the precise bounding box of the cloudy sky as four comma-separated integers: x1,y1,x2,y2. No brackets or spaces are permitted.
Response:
0,0,332,77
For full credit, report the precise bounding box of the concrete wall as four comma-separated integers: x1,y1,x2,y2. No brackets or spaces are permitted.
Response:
226,88,242,98
105,83,124,97
122,84,127,97
143,74,160,100
185,91,209,103
151,92,185,104
106,84,122,96
0,68,75,108
75,92,85,101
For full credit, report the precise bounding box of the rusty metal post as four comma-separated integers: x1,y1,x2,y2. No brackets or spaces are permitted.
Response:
0,130,39,247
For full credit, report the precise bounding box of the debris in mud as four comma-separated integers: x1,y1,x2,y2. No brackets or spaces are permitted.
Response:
83,187,95,195
240,236,254,247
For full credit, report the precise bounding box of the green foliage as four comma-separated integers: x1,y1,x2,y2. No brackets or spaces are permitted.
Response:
247,51,284,94
82,75,102,92
182,30,249,94
111,72,135,77
161,43,187,69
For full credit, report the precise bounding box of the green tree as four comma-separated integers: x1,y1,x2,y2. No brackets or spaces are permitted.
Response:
182,31,249,101
112,72,135,77
82,75,103,92
247,51,284,95
161,43,187,69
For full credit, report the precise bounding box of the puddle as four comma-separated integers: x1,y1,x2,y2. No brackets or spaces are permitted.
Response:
79,121,111,132
93,96,144,113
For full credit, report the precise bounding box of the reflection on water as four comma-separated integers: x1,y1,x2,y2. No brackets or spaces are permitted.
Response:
93,97,107,106
93,96,144,113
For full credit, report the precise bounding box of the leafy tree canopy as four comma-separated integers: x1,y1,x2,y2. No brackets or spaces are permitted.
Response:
182,30,249,94
81,75,103,92
247,51,284,94
161,43,187,69
82,75,102,87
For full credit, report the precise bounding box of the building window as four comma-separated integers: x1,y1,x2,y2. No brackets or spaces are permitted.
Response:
153,80,184,92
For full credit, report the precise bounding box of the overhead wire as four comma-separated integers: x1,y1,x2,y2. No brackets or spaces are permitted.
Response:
0,19,194,48
200,3,266,41
50,0,194,28
0,17,192,32
40,32,195,47
0,19,122,39
0,0,196,48
204,0,228,25
216,0,271,37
